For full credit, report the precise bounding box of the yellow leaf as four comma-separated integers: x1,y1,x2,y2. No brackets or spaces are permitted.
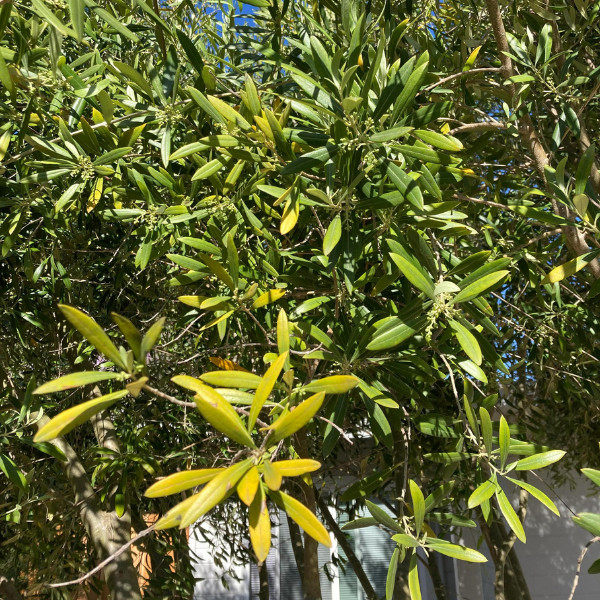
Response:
248,352,288,432
237,466,260,506
541,251,600,285
178,459,253,528
194,385,257,448
34,371,120,394
463,45,482,71
145,468,225,497
269,490,331,547
251,289,286,309
126,377,148,398
271,459,321,477
34,390,129,442
155,494,198,530
249,485,271,562
171,374,205,394
87,177,103,212
261,392,325,444
303,375,359,394
209,357,249,372
280,190,299,234
58,305,126,369
200,371,262,389
263,461,282,491
277,308,289,358
178,295,209,308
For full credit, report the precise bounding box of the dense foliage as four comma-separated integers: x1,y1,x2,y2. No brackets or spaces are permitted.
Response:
2,0,600,599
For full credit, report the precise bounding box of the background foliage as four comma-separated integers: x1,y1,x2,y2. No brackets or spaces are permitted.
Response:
2,0,600,599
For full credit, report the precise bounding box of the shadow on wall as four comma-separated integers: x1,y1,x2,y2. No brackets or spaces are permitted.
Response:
459,474,600,600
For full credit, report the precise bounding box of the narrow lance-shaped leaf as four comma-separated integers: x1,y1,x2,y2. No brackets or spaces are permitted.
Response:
248,352,288,432
505,477,559,515
145,468,226,497
237,466,260,506
173,459,253,529
34,390,129,442
261,392,326,444
408,552,422,600
303,375,359,394
515,450,566,471
268,490,331,547
193,385,257,448
499,415,510,469
249,484,271,562
58,305,126,369
425,538,487,563
496,487,526,543
410,480,425,535
34,371,120,395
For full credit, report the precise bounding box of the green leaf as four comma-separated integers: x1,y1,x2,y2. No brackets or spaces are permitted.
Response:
34,390,129,442
386,547,400,600
248,352,287,432
391,534,419,547
34,371,120,395
425,538,487,563
193,385,256,448
0,453,27,489
341,517,378,531
323,215,342,256
58,305,126,369
452,271,509,304
515,450,566,471
389,253,434,297
111,313,142,359
480,407,493,455
392,55,429,122
367,316,427,351
31,0,76,37
505,477,559,515
496,487,526,542
261,392,325,444
448,320,482,365
468,480,496,509
140,317,166,359
575,144,595,195
84,0,139,42
408,552,422,600
572,513,600,537
582,468,600,487
499,415,510,469
366,500,403,533
145,468,225,497
68,0,85,41
369,127,414,143
413,130,463,151
384,161,424,209
410,480,425,535
588,558,600,575
303,375,359,395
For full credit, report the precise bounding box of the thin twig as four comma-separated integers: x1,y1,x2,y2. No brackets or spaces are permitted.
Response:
424,67,501,92
48,525,156,588
568,536,600,600
143,384,195,408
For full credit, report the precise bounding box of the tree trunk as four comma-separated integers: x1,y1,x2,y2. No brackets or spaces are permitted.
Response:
258,560,269,600
294,429,322,600
34,413,143,600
